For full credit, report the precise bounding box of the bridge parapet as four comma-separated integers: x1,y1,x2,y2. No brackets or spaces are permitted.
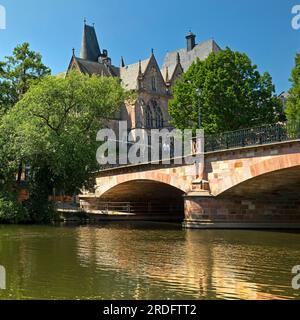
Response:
96,122,300,173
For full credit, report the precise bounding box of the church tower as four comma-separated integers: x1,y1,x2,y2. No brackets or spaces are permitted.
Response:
80,22,101,62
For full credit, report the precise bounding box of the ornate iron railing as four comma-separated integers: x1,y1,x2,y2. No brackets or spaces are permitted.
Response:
98,122,300,171
205,122,300,152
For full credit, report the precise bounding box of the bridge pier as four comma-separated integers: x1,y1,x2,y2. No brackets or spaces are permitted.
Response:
183,193,300,229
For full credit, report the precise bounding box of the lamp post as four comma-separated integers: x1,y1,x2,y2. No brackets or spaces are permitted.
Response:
196,87,202,129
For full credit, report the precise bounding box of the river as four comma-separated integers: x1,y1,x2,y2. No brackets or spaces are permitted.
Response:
0,223,300,300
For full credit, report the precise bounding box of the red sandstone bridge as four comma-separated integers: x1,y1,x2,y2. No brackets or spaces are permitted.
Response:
80,123,300,229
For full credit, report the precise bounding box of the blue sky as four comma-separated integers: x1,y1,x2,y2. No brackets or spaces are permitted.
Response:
0,0,299,93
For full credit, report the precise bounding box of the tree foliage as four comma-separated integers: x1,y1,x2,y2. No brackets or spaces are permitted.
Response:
0,71,126,222
286,52,300,123
169,48,283,134
0,42,50,115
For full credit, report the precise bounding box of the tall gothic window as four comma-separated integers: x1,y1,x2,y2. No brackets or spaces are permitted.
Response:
145,105,153,129
151,76,156,91
153,101,164,129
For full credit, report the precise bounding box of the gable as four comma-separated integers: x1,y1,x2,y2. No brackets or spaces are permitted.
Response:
68,56,83,73
170,63,183,86
142,55,167,94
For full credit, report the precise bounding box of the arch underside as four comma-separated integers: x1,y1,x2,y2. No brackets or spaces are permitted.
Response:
219,166,300,202
98,180,185,221
213,152,300,197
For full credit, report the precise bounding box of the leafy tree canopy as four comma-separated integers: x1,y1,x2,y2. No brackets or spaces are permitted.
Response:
286,52,300,123
0,42,50,115
0,71,127,197
169,48,283,134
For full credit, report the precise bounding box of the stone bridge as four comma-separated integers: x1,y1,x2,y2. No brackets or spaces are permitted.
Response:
80,136,300,229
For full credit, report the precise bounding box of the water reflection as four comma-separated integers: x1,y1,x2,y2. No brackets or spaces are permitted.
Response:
75,224,300,300
0,224,300,300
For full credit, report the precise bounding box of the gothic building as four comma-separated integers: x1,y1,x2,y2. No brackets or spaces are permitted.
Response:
67,22,221,133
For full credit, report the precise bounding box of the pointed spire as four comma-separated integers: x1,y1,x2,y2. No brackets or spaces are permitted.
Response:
137,60,144,90
72,48,75,57
80,23,101,62
151,48,154,56
120,56,125,68
176,52,181,64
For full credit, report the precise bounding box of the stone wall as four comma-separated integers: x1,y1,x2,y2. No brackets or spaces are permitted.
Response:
205,141,300,196
184,195,300,229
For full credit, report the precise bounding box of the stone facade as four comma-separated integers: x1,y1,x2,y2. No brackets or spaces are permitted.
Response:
67,23,220,133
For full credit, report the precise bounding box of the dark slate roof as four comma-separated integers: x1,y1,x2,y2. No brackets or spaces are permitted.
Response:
80,24,101,62
162,39,221,72
120,58,150,90
74,57,119,77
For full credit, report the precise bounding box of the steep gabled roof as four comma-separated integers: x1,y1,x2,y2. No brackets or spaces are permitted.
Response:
161,63,184,85
80,24,101,62
120,58,150,90
163,39,221,72
68,56,119,77
161,65,176,82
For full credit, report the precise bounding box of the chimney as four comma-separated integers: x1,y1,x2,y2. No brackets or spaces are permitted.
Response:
186,31,196,51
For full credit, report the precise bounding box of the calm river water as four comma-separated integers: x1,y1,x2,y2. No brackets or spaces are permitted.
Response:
0,223,300,300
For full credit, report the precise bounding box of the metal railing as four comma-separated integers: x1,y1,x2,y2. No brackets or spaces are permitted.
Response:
205,122,300,152
98,122,300,171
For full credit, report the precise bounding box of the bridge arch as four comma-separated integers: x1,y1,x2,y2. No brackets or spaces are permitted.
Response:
218,165,300,200
95,168,193,198
96,179,186,221
213,154,300,197
100,179,186,201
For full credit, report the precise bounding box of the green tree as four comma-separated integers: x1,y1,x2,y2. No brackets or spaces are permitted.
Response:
286,53,300,123
0,42,50,115
169,48,283,134
0,71,126,223
0,43,51,183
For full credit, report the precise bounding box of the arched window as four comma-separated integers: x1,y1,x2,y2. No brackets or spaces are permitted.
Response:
145,105,153,129
151,76,156,91
153,101,164,129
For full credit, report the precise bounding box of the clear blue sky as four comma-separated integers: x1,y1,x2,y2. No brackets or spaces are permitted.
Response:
0,0,299,93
